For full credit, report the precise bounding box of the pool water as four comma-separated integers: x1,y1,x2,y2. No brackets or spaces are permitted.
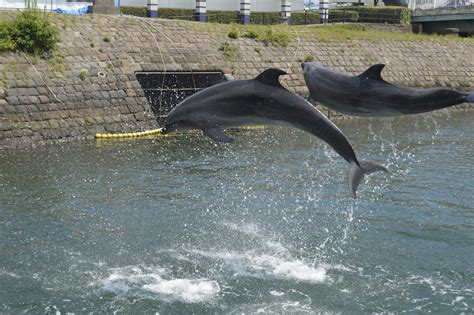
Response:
0,111,473,313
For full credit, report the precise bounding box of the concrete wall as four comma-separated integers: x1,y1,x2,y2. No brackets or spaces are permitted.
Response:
0,12,473,149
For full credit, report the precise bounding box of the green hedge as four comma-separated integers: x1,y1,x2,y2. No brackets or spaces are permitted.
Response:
207,10,240,23
329,10,359,23
250,12,285,25
342,6,411,25
121,6,411,25
158,8,195,20
291,11,320,25
120,6,146,17
121,7,288,24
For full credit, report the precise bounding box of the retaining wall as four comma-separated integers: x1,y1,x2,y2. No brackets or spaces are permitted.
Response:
0,12,473,149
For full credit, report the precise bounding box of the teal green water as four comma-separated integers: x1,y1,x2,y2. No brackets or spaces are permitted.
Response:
1,111,473,313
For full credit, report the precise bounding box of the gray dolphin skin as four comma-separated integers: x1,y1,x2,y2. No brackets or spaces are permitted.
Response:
302,62,474,116
162,68,388,198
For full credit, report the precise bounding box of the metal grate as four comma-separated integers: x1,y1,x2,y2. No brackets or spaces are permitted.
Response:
136,71,227,120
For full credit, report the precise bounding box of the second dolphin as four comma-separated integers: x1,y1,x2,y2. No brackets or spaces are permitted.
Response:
302,62,474,116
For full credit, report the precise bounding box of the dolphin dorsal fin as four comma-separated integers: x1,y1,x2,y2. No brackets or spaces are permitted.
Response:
255,68,287,88
359,64,385,81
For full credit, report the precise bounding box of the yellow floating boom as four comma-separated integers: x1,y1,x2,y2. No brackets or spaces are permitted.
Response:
95,125,265,139
95,128,164,139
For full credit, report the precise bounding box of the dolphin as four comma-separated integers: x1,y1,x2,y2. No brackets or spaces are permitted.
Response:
162,68,388,198
302,62,474,116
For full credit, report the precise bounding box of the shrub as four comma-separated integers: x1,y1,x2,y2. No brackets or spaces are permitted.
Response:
291,11,320,25
243,30,259,39
0,20,16,51
79,68,89,81
260,27,290,46
228,29,239,39
103,36,111,42
329,9,359,23
343,6,412,25
304,55,314,62
218,41,238,61
1,11,59,56
242,26,291,46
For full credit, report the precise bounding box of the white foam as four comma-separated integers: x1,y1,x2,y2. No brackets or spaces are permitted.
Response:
144,279,220,303
258,256,327,283
270,290,285,296
0,271,20,278
98,266,220,303
191,250,328,284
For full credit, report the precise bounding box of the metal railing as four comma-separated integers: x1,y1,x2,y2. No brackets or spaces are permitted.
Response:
0,5,406,27
159,9,406,26
164,13,288,25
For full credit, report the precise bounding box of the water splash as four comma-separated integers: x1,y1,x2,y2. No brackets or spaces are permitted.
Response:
97,265,220,304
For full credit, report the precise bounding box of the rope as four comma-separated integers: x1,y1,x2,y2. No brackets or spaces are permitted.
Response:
281,28,301,85
143,20,197,91
22,52,63,105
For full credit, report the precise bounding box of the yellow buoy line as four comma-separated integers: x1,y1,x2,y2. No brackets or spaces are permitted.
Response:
95,128,165,139
95,125,265,139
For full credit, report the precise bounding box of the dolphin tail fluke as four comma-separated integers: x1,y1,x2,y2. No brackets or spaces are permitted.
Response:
467,92,474,103
348,160,389,198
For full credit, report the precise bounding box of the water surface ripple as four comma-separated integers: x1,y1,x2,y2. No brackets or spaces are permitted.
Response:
0,111,473,313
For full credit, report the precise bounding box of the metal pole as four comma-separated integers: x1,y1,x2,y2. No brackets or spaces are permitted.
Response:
281,0,292,24
240,0,251,24
195,0,206,22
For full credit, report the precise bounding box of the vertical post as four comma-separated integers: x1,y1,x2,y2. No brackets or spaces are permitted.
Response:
146,0,158,17
319,0,329,24
281,0,291,24
240,0,251,24
195,0,206,22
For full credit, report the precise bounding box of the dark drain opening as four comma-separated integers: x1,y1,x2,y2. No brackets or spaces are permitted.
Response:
136,71,227,120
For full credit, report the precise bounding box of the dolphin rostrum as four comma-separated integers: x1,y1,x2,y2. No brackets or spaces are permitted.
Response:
162,68,388,198
302,62,474,116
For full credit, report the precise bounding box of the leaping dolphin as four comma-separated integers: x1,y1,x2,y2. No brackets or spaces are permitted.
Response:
302,62,474,116
162,68,388,198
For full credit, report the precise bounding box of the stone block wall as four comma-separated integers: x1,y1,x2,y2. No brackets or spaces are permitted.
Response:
0,12,473,149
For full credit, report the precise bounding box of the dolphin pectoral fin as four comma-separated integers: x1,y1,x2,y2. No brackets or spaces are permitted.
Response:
203,128,234,143
348,160,389,198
